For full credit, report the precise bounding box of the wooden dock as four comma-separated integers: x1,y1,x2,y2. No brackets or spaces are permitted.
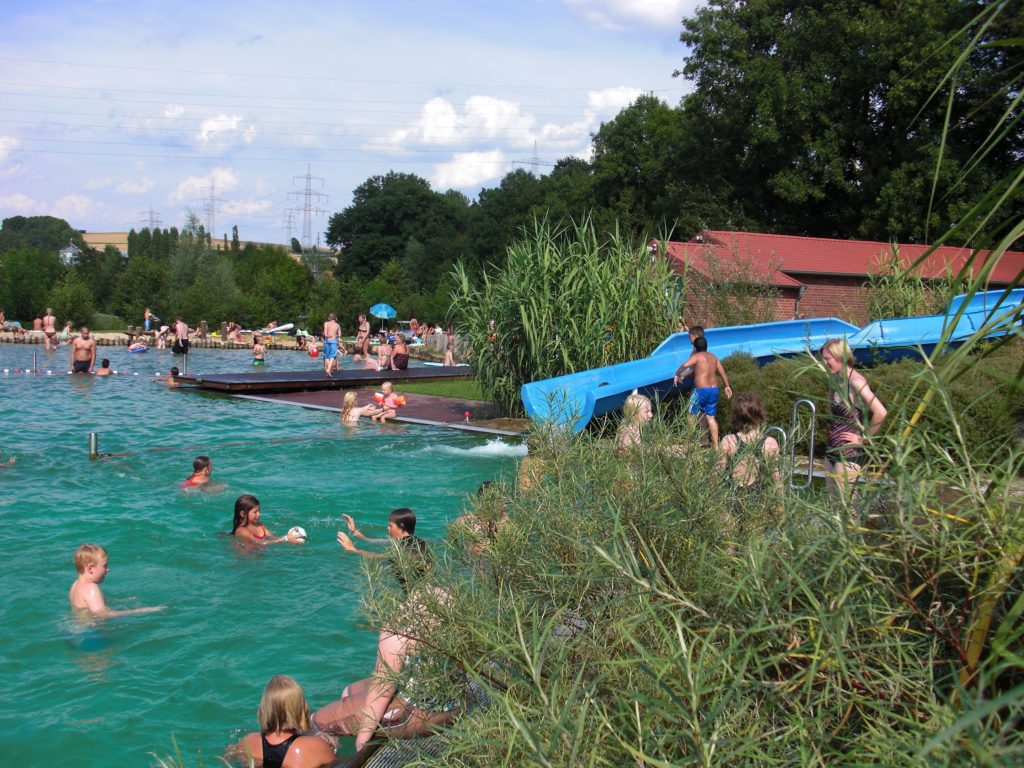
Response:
176,366,473,393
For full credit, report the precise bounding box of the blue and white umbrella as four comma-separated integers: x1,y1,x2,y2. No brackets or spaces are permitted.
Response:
369,302,397,330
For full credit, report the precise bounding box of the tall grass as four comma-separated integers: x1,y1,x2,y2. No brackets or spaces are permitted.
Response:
450,217,679,415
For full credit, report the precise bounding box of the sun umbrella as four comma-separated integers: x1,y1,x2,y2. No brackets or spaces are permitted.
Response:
370,302,397,330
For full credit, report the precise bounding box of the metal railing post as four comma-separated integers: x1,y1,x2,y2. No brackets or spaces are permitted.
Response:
788,399,817,489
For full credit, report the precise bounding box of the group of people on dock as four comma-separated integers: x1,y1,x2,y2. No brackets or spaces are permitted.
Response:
618,325,887,498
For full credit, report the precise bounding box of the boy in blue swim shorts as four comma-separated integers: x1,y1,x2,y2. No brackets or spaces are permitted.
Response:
673,335,733,449
322,313,341,377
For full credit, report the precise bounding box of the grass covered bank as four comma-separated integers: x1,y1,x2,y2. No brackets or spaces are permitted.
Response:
411,392,1024,765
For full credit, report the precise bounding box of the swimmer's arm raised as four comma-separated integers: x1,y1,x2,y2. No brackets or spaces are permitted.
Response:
337,531,388,558
342,513,389,543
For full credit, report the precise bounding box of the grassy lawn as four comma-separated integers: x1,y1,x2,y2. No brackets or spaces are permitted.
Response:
395,377,487,401
92,313,126,331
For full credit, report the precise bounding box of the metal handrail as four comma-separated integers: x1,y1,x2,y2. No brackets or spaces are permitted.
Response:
789,398,817,489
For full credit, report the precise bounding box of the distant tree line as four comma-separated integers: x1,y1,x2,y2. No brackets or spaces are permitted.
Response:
1,1,1017,332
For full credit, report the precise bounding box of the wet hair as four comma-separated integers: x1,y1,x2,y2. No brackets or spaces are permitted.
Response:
100,359,110,368
341,391,357,420
731,391,768,431
389,507,417,535
170,367,180,376
74,543,107,573
232,494,260,534
476,480,495,496
623,393,652,424
193,455,211,473
257,675,311,734
821,338,855,367
694,336,708,352
689,325,704,338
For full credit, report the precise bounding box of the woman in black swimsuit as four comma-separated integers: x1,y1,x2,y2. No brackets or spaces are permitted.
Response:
820,339,887,498
229,675,335,768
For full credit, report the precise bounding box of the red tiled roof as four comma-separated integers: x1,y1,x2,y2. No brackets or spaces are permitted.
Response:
661,240,804,288
695,231,1024,284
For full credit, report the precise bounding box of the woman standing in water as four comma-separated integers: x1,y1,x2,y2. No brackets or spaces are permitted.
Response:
820,339,887,498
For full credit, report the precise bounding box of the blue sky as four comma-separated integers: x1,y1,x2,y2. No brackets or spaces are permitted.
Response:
0,0,704,244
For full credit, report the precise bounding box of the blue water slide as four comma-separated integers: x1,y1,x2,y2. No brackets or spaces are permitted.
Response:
521,317,859,432
521,289,1023,431
948,288,1024,317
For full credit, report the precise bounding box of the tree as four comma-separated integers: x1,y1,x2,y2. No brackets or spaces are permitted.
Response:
47,272,95,327
0,215,85,254
0,245,64,321
467,169,544,274
291,237,302,254
326,172,470,282
676,0,1022,242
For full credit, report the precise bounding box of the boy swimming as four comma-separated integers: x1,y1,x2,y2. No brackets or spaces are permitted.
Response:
68,544,166,618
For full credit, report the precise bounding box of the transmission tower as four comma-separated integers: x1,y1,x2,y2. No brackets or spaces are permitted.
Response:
289,165,329,251
282,211,297,243
201,181,223,237
138,206,162,230
529,140,541,177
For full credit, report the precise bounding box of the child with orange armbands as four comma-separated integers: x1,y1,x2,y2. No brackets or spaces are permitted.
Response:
371,381,406,423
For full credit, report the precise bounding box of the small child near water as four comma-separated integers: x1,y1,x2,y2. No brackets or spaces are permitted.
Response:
68,543,166,618
182,455,213,489
231,494,304,546
371,381,401,423
252,335,267,367
228,675,335,768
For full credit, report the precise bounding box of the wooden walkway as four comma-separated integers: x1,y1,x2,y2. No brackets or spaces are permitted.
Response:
229,389,523,436
176,366,473,393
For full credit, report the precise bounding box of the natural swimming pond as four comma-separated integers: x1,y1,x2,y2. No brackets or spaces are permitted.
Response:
0,344,524,765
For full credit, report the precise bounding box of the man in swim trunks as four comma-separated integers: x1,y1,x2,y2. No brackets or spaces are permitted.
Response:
43,308,57,350
172,316,190,355
322,312,341,376
70,327,96,374
673,335,732,449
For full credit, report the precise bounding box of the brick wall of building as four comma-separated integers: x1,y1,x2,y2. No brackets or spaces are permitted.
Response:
795,276,871,324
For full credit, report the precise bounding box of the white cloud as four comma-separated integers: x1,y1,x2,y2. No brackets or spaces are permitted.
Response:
86,177,114,190
588,86,644,111
164,103,186,118
116,177,155,195
432,150,509,189
242,125,257,144
564,0,701,30
375,96,537,151
0,163,24,180
196,114,252,143
170,167,240,203
0,193,42,214
221,199,272,216
51,194,104,220
0,136,21,162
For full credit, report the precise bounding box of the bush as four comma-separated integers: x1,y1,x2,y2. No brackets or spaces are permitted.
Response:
91,312,125,331
47,273,94,328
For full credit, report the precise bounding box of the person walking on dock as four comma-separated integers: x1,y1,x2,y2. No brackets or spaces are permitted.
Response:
323,313,341,376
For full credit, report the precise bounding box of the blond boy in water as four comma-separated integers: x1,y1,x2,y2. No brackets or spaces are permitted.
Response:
68,544,166,618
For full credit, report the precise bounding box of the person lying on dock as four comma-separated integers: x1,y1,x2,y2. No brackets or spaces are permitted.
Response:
153,366,180,387
68,543,166,618
673,335,732,449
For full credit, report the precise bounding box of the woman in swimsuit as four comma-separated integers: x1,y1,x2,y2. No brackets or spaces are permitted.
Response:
820,339,887,498
718,392,782,515
340,391,377,424
390,333,409,371
229,675,335,768
231,495,303,546
312,587,460,753
616,393,652,453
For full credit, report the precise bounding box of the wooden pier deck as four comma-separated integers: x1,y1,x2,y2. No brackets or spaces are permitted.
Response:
176,366,473,393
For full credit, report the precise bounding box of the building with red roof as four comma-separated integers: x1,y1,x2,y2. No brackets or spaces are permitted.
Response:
660,231,1024,324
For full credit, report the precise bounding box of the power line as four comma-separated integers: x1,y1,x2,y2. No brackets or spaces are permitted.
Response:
288,165,329,251
138,206,162,229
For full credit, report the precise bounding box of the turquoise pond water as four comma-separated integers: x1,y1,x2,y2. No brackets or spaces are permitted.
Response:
0,344,525,765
